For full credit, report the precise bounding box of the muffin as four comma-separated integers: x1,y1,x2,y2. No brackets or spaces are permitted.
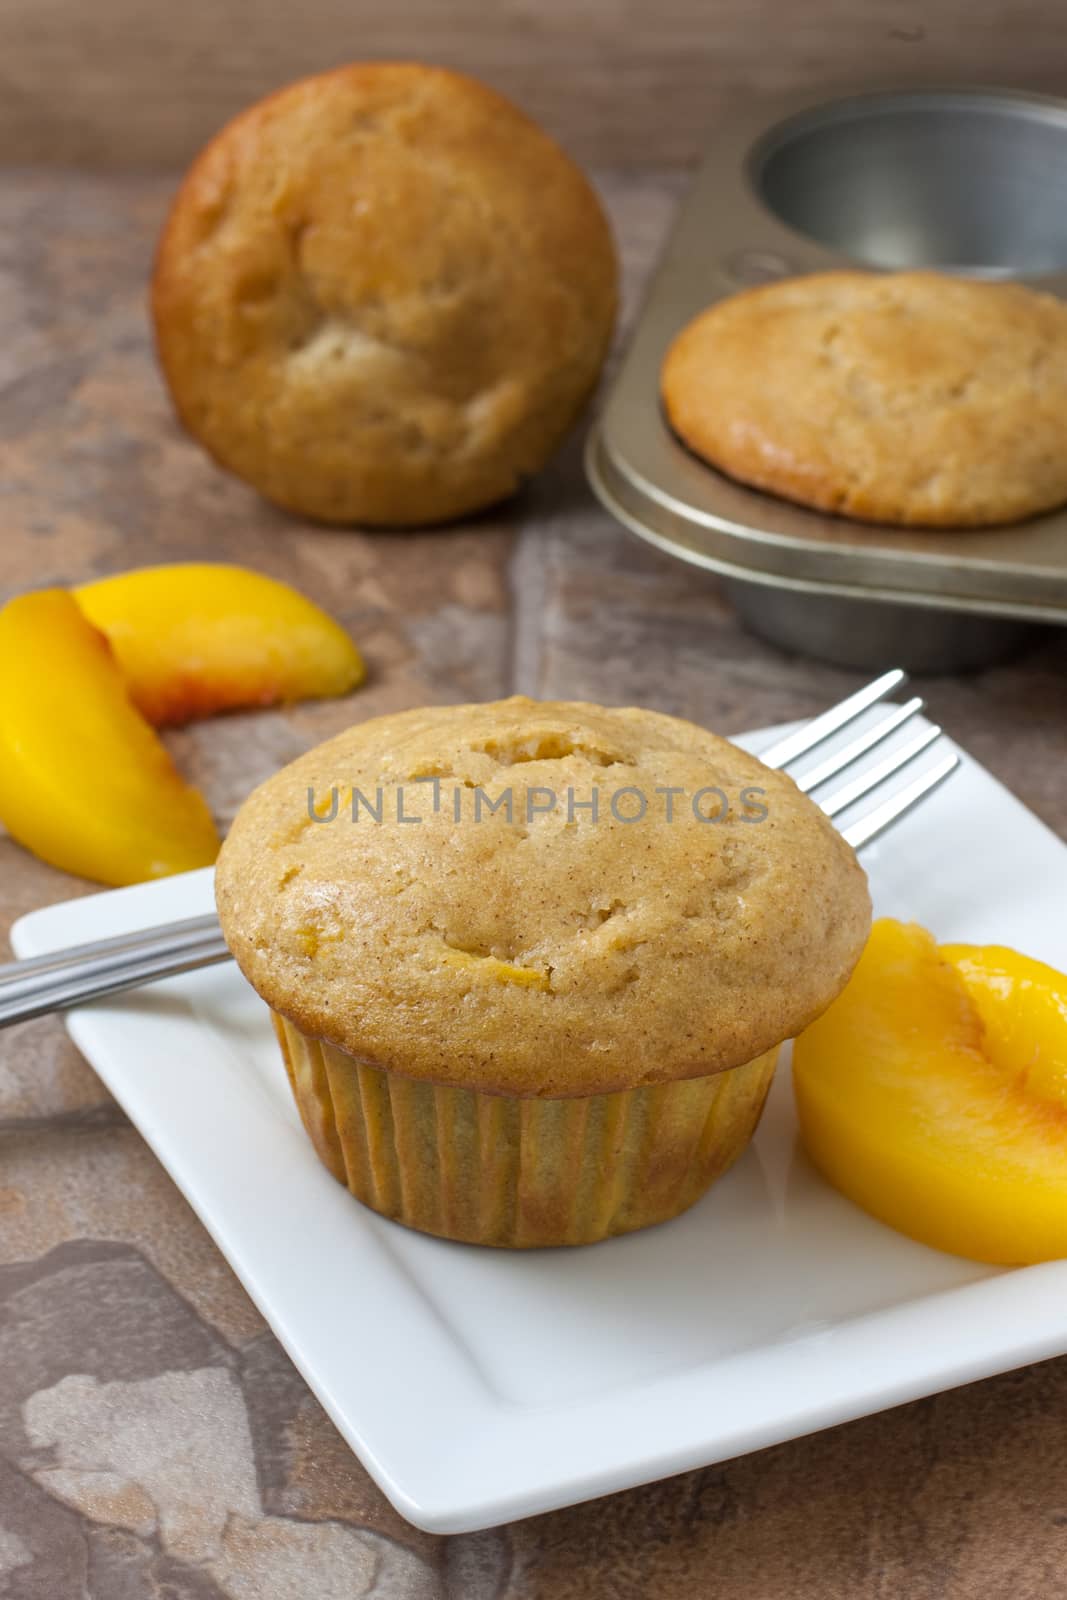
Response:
152,63,618,527
216,697,870,1246
661,270,1067,527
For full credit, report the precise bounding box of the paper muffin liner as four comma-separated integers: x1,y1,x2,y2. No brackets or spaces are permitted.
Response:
271,1011,779,1248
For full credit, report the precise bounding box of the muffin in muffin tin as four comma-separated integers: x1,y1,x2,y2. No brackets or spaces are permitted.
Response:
661,270,1067,528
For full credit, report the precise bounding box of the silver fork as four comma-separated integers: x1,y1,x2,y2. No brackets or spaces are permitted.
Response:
0,669,958,1028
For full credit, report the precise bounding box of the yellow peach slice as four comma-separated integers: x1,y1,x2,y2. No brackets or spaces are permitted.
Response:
942,943,1067,1106
0,589,220,885
793,918,1067,1264
75,563,364,726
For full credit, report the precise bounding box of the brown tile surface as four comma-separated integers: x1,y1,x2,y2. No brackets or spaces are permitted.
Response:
0,168,1066,1599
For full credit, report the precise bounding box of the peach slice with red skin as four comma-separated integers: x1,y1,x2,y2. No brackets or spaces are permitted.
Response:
794,918,1067,1265
0,589,220,885
75,563,365,726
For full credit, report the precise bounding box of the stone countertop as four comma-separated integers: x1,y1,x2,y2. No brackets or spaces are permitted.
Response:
1,168,1066,1600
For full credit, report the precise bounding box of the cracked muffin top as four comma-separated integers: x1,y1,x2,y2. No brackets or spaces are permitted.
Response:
152,63,617,526
216,698,871,1096
661,271,1067,527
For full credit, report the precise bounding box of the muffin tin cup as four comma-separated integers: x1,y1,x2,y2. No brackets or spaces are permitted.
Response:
588,86,1067,673
271,1012,778,1249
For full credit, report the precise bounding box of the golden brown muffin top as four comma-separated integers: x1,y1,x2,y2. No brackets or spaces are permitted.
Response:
216,698,871,1096
152,63,617,526
662,270,1067,528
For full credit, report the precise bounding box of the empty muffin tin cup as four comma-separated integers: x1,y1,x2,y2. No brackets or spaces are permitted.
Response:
755,91,1067,276
587,87,1067,673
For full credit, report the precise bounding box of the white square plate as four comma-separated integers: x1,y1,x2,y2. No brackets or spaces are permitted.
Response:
11,723,1067,1533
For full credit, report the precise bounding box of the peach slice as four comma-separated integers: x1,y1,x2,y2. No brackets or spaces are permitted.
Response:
942,942,1067,1106
0,589,220,885
75,563,365,726
793,919,1067,1264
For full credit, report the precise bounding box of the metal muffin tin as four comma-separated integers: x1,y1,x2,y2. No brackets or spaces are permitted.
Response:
587,87,1067,671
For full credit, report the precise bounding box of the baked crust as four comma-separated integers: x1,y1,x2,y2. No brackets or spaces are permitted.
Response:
661,270,1067,528
152,63,618,526
215,697,871,1096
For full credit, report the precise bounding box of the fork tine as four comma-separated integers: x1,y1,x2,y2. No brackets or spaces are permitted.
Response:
818,723,944,819
752,666,960,851
842,751,961,850
793,696,925,794
759,669,908,771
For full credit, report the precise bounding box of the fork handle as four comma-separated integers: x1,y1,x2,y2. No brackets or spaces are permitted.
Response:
0,921,231,1028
